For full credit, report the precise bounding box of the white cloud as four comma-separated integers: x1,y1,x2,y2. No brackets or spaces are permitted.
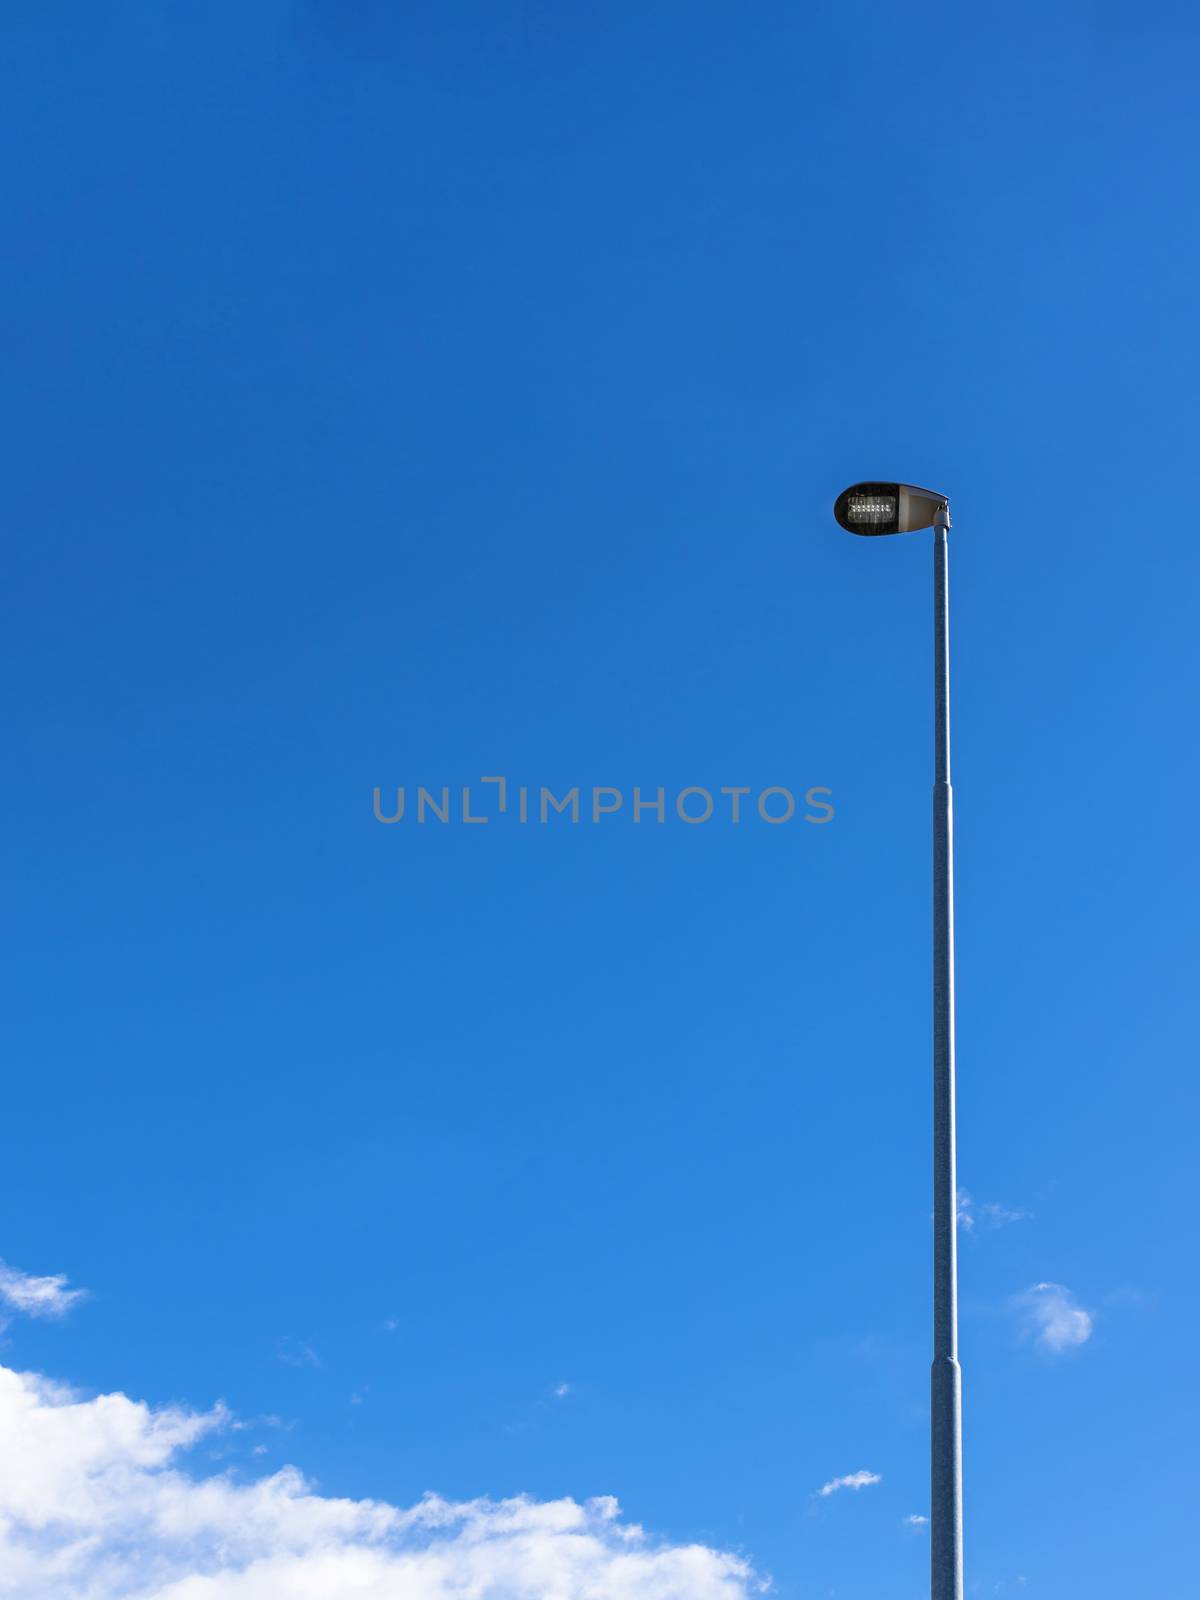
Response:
0,1362,764,1599
552,1382,572,1399
903,1514,928,1527
980,1202,1028,1229
817,1470,881,1497
0,1259,87,1321
957,1193,1027,1234
1013,1282,1094,1352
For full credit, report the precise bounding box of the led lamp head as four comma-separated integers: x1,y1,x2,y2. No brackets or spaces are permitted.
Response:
833,481,949,536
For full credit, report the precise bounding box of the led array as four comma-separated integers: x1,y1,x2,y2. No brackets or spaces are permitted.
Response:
847,496,895,520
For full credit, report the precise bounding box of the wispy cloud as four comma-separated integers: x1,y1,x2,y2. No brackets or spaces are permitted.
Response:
980,1201,1028,1228
230,1412,288,1434
903,1513,928,1529
818,1470,881,1497
275,1337,321,1369
0,1361,764,1599
552,1382,572,1399
957,1191,1028,1233
0,1258,87,1321
1013,1281,1094,1352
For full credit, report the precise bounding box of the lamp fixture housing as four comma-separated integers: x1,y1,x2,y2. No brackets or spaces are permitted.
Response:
833,481,949,536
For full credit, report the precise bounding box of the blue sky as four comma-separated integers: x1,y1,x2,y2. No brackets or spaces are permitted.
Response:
2,3,1198,1596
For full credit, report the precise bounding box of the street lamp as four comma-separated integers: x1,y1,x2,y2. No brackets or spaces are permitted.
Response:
834,480,962,1600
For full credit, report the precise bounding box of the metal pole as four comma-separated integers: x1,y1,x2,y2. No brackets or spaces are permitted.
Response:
931,503,963,1598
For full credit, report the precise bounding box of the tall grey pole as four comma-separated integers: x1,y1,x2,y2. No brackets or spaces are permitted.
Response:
930,502,963,1598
